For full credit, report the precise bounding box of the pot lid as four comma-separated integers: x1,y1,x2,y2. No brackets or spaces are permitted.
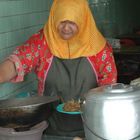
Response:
0,96,59,109
84,83,140,101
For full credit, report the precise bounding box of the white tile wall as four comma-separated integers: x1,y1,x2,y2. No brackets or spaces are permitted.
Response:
0,0,52,98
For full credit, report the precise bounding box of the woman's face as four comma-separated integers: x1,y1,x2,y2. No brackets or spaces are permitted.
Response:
57,20,79,40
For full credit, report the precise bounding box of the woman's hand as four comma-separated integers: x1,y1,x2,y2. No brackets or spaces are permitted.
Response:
73,137,83,140
0,60,17,83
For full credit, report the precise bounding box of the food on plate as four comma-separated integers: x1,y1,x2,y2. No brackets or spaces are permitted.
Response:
63,99,80,112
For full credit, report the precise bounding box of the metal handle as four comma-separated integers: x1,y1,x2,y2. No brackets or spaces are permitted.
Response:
105,83,133,93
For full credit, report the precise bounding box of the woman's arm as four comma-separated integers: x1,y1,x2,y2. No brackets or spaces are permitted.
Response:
0,29,44,83
0,60,17,83
96,43,117,85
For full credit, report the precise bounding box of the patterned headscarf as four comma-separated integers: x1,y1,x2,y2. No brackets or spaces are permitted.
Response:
43,0,106,59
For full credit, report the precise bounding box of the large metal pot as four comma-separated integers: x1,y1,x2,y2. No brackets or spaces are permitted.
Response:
0,95,59,130
81,83,140,140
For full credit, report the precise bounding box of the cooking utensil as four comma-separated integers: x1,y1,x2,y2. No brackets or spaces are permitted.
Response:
0,95,59,128
81,83,140,140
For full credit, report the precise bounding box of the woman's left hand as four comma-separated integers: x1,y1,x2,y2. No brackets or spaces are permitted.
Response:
73,137,83,140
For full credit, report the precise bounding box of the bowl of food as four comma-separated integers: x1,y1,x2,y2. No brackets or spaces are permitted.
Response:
56,100,81,115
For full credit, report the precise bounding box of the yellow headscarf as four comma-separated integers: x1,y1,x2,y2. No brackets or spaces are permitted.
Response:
43,0,106,59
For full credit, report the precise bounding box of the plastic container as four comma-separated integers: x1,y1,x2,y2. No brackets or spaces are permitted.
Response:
0,121,48,140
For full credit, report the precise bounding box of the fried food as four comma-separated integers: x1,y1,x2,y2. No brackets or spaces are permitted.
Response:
63,100,80,112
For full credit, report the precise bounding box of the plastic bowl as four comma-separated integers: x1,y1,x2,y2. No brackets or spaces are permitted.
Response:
56,103,81,115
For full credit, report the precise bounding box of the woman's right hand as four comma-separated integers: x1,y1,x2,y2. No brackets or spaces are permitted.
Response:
0,60,17,83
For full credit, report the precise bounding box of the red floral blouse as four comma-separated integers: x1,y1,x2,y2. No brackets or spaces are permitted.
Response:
9,29,117,95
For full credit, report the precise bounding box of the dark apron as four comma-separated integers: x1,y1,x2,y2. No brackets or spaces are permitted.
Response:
43,57,97,137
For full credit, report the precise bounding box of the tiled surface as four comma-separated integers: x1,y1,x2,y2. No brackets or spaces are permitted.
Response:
0,0,52,98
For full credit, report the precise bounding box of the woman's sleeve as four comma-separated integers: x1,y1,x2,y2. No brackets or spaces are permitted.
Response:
96,43,117,86
9,30,43,82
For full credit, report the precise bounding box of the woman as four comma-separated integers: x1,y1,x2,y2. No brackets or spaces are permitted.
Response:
0,0,117,139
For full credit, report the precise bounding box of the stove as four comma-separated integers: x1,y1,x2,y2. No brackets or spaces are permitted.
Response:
0,121,47,140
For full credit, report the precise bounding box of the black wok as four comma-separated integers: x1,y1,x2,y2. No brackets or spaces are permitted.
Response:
0,96,59,130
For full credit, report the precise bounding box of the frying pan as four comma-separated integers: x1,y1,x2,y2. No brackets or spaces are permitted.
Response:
0,95,59,130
